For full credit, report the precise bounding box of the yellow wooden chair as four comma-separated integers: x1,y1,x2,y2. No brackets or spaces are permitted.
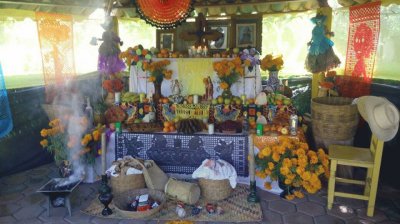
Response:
327,134,384,217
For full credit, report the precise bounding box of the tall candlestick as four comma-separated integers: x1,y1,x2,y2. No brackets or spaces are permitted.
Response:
248,134,255,182
101,133,106,174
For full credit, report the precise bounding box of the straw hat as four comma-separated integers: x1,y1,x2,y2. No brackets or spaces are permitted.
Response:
357,96,400,141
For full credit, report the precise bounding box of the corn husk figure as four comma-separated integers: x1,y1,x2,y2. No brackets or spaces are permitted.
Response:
305,14,340,73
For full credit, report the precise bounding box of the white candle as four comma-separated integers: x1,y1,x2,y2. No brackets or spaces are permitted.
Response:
248,134,255,182
193,95,199,104
115,92,121,104
208,123,214,135
101,133,106,174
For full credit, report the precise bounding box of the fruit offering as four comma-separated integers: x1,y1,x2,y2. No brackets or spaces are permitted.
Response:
163,121,176,133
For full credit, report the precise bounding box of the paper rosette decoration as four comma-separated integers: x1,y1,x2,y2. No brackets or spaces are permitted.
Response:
135,0,194,29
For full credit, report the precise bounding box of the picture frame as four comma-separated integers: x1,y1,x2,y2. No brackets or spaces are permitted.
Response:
232,15,262,52
208,19,231,52
236,23,256,48
156,30,176,51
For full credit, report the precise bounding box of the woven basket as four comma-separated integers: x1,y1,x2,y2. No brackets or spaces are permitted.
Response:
164,178,201,205
110,173,146,195
311,97,359,141
113,188,166,219
198,178,232,202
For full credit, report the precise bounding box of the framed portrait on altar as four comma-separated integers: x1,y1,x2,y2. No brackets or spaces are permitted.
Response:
157,30,176,51
208,20,231,52
232,16,262,51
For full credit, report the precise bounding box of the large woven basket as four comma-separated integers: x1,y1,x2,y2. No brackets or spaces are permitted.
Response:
110,173,146,195
311,97,359,142
113,188,166,219
198,178,232,202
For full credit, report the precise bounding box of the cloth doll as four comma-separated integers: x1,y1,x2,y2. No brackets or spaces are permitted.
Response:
305,14,340,73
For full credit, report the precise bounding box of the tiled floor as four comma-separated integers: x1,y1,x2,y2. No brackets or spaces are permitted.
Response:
1,163,400,224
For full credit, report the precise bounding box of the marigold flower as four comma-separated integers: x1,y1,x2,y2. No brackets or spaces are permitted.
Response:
285,194,295,200
40,139,48,148
268,162,275,170
256,170,266,179
272,152,280,162
301,171,311,181
293,190,304,198
264,182,272,190
40,129,48,137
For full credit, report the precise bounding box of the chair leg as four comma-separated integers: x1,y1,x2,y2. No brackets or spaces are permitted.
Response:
327,159,337,210
364,167,372,196
367,168,380,217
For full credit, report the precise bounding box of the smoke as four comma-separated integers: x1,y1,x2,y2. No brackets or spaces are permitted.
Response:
50,78,98,186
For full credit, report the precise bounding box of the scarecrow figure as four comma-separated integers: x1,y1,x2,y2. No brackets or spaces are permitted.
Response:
305,14,340,73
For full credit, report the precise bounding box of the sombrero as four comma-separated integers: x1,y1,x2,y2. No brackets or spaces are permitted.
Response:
357,96,400,142
135,0,194,29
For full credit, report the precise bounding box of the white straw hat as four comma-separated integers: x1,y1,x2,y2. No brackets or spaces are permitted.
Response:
357,96,400,142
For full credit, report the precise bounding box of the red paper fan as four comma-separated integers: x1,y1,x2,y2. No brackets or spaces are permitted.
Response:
136,0,194,29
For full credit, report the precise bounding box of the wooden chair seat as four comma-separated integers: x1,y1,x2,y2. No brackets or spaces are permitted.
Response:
329,145,374,167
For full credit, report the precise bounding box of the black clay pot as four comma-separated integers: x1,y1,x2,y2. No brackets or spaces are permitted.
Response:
278,180,294,198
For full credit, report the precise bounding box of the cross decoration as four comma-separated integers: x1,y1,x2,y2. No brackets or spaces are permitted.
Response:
179,13,223,48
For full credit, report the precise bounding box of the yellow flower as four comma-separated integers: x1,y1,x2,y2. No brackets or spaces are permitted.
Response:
296,167,305,175
310,155,319,164
40,129,48,137
262,147,272,157
92,130,100,141
293,190,304,198
280,166,290,176
284,178,292,185
268,162,275,170
285,194,295,200
40,139,48,148
301,171,311,181
282,158,292,168
272,152,280,162
256,170,267,179
264,182,272,190
219,82,229,90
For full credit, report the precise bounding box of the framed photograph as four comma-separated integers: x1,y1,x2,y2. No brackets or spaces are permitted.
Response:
160,33,174,51
210,26,229,50
232,15,262,52
156,30,176,51
236,23,256,48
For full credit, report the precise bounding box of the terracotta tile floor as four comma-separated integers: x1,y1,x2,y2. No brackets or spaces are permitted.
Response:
1,163,400,224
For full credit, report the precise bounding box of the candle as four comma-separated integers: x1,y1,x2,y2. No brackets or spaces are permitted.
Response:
193,95,199,104
101,133,106,174
208,123,214,135
115,92,121,104
248,134,255,182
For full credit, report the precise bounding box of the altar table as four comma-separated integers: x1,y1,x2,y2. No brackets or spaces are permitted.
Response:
115,132,249,177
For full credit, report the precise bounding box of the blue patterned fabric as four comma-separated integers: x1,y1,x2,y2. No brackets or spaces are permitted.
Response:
0,63,13,138
116,132,249,177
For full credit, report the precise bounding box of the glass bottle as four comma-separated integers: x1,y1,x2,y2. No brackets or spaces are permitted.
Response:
85,97,93,129
242,111,250,134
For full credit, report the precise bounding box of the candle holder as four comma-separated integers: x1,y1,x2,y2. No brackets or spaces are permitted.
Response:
98,175,113,216
247,180,260,203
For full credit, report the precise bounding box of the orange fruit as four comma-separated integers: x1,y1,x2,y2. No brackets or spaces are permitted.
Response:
163,121,170,128
169,126,176,132
163,127,169,133
162,98,169,104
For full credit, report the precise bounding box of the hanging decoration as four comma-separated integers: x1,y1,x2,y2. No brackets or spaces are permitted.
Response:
36,12,76,85
135,0,194,29
338,1,380,98
35,12,76,102
0,63,13,138
305,14,340,74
